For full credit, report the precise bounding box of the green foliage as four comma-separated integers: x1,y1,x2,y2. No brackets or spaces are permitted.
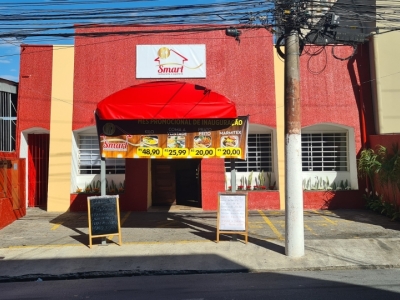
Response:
331,181,337,190
360,143,400,221
258,171,266,187
364,193,400,221
76,179,124,194
248,171,253,187
358,148,381,194
340,180,345,190
266,172,272,187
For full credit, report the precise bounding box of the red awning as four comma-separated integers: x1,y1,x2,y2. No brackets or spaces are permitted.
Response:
96,81,237,120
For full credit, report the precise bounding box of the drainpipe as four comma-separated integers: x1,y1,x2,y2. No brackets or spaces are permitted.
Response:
101,158,106,196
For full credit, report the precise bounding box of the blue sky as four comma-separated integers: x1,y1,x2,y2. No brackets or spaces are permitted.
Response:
0,0,265,82
0,0,174,82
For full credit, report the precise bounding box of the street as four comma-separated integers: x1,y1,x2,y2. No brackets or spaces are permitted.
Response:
1,269,400,300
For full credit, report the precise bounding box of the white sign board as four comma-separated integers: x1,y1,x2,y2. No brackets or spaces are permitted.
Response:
136,45,206,78
218,194,247,231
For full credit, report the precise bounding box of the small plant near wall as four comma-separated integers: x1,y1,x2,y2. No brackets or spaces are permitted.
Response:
76,180,125,194
107,180,117,194
302,176,350,191
118,181,125,193
255,171,266,190
85,183,92,193
224,171,274,191
358,143,400,221
247,171,253,190
240,176,246,190
93,180,100,193
364,190,400,221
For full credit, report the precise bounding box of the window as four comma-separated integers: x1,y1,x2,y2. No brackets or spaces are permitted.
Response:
79,135,125,174
225,134,272,172
302,132,347,171
0,91,17,152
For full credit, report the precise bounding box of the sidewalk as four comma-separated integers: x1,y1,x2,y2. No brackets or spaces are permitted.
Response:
1,208,400,282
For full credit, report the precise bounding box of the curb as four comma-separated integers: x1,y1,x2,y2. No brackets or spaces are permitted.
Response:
2,264,400,283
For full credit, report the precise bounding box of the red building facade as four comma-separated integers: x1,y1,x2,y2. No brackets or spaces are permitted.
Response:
1,24,375,222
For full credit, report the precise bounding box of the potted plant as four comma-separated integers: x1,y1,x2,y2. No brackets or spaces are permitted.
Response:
358,147,381,195
118,181,125,193
247,171,253,191
258,171,266,190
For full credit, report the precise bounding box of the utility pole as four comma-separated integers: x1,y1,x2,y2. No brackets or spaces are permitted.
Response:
284,28,304,257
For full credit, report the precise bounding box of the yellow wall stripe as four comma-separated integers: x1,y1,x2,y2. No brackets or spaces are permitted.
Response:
47,46,74,212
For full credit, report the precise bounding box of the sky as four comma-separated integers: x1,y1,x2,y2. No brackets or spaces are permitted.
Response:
0,0,266,83
0,0,171,82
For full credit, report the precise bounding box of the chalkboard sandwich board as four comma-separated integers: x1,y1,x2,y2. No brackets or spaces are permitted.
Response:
216,193,248,243
87,195,122,248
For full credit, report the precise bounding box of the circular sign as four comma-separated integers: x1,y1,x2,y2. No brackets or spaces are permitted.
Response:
103,123,116,135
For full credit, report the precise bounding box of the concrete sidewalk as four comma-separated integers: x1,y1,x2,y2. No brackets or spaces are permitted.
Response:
1,208,400,282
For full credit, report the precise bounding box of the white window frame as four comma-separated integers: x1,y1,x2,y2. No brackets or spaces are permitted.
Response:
302,132,348,172
301,124,358,190
225,133,273,173
224,124,277,190
0,91,17,152
78,135,125,175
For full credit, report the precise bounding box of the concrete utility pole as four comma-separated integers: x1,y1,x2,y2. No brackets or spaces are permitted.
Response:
284,28,304,257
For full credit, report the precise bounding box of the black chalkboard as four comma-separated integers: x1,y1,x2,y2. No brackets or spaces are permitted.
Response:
88,196,119,236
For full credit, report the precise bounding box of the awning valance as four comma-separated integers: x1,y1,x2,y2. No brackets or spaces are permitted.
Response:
96,81,237,120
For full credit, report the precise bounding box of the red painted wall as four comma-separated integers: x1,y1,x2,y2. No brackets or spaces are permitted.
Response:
0,198,17,229
303,190,365,210
0,45,53,226
301,45,363,150
72,25,276,130
0,159,26,229
14,26,374,213
18,45,53,135
300,44,373,210
72,25,277,210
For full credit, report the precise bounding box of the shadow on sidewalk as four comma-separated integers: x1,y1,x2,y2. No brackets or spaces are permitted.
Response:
49,211,285,254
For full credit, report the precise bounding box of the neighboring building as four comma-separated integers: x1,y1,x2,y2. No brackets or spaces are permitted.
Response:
1,24,377,218
0,78,25,229
368,1,400,206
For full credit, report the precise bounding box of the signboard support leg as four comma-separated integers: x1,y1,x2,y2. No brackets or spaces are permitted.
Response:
101,157,106,196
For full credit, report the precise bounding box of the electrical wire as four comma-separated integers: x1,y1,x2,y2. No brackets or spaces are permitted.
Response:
1,0,400,73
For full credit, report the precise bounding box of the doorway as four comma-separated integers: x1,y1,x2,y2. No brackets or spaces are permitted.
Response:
28,134,49,208
151,159,201,208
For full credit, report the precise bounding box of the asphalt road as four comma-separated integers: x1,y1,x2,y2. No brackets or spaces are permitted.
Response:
1,269,400,300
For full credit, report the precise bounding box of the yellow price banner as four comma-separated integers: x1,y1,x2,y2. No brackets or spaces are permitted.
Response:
189,148,216,157
163,148,189,157
216,147,242,158
137,147,162,157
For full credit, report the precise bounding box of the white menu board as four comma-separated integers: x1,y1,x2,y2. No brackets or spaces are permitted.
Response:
218,194,247,231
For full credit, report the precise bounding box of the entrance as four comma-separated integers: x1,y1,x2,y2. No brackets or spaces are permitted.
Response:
28,134,49,207
151,159,201,208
